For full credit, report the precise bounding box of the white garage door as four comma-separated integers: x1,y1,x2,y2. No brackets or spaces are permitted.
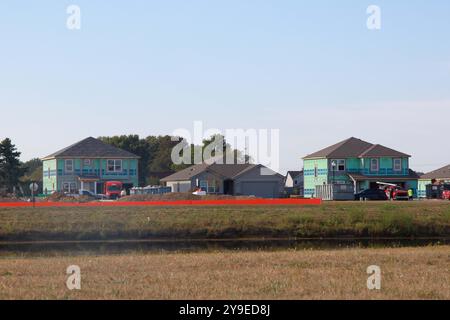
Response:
241,181,278,198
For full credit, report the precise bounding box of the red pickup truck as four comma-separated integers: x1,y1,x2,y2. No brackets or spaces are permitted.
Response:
104,181,123,199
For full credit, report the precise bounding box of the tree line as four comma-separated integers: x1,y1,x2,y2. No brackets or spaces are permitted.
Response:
99,134,248,186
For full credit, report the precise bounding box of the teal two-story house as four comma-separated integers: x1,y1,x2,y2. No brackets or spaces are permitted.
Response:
42,137,139,194
303,137,419,198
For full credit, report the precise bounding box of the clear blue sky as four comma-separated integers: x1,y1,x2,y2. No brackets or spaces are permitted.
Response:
1,0,449,173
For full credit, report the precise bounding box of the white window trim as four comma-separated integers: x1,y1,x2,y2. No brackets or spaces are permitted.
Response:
65,159,74,173
332,159,346,171
200,180,208,192
370,158,379,172
107,159,123,173
200,180,217,193
63,182,77,193
393,158,402,172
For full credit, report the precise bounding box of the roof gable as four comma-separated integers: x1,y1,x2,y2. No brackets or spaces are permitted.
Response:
42,137,140,160
420,165,450,179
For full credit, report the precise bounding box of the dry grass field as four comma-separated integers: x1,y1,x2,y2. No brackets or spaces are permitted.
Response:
0,246,448,300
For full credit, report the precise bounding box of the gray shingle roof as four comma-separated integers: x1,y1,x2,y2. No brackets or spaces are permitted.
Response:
287,171,302,178
42,137,140,160
420,165,450,180
209,164,258,179
160,163,211,182
160,163,282,182
304,137,410,159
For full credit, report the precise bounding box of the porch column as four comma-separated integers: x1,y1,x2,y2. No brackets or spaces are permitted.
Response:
81,181,84,192
94,182,97,194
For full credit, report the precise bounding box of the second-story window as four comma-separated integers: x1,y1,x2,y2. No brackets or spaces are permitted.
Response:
393,158,402,172
370,158,379,172
107,160,122,172
65,159,74,173
332,159,346,171
314,164,318,177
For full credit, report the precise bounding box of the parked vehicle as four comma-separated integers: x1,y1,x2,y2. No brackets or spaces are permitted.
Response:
442,184,450,200
377,182,410,201
390,187,410,201
193,188,207,196
355,189,388,201
104,181,123,199
79,190,106,200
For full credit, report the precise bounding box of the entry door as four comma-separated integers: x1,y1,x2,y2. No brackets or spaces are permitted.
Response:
83,182,96,193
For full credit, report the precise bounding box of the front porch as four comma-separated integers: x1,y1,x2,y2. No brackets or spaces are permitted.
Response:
79,176,100,194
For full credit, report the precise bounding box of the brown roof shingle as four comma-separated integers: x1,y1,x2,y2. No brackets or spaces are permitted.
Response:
42,137,140,160
304,137,410,159
420,165,450,180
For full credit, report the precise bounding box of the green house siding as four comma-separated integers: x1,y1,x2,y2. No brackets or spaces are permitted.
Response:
358,157,409,175
42,159,58,193
303,159,328,197
418,179,431,198
346,158,360,170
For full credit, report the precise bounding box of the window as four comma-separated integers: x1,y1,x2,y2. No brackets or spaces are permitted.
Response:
48,168,51,178
83,159,91,166
393,158,402,172
370,158,379,172
314,164,318,178
65,159,74,173
208,180,217,193
332,159,346,171
63,182,77,193
107,160,122,172
199,180,217,193
200,180,208,192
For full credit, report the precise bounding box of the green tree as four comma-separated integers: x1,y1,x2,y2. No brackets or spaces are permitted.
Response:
0,138,25,193
201,134,251,164
19,158,43,195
